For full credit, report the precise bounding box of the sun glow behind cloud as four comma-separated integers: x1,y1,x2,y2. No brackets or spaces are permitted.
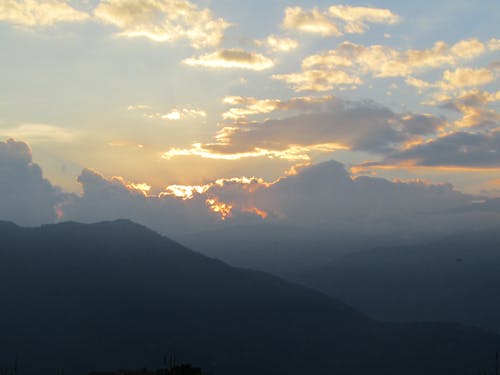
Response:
0,0,498,210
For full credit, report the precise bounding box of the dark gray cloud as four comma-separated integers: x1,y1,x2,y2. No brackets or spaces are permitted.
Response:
63,168,218,235
207,99,445,156
0,139,64,225
383,131,500,167
63,160,498,238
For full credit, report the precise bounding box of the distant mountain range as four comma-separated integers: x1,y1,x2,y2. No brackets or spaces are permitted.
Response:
178,224,419,277
0,220,499,375
298,230,500,334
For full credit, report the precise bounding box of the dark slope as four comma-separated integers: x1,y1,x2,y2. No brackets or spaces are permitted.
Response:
299,230,500,333
0,220,499,375
178,224,414,277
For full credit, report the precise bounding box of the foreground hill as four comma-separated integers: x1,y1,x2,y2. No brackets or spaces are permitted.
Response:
0,220,499,375
299,231,500,333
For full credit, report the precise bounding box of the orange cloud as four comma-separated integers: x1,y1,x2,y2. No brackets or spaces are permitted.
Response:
241,206,268,219
205,197,233,220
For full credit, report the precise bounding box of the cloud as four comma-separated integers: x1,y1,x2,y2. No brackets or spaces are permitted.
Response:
274,39,490,91
1,123,80,143
61,160,500,238
62,167,239,234
161,142,331,161
0,0,89,27
282,5,399,36
1,139,497,237
376,130,500,168
282,6,341,36
163,97,445,161
127,104,152,111
442,68,496,89
93,0,229,48
127,104,206,121
435,89,500,128
0,138,64,225
183,49,274,70
273,69,361,92
255,34,299,52
327,5,400,33
438,90,500,111
222,95,335,121
407,67,497,92
148,109,206,121
488,38,500,51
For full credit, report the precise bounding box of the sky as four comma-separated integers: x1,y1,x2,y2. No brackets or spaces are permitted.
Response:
0,0,499,234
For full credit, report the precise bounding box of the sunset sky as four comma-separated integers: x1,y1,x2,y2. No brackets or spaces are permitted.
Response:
0,0,499,231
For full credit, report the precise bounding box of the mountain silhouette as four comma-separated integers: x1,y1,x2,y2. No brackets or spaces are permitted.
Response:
299,230,500,333
0,220,499,374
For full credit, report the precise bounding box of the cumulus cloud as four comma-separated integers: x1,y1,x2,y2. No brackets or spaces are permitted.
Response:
0,138,64,225
1,138,498,238
327,5,400,33
61,160,500,238
435,89,500,128
183,49,274,70
93,0,229,48
407,67,497,92
0,0,89,27
282,5,399,36
255,34,299,52
274,39,490,91
62,167,251,234
162,97,445,161
442,67,496,88
283,6,341,36
273,69,361,92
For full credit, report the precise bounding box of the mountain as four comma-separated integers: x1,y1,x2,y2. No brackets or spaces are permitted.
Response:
178,224,419,277
298,230,500,334
0,220,499,375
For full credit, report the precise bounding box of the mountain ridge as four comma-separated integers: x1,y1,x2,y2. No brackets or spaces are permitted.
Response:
0,219,499,375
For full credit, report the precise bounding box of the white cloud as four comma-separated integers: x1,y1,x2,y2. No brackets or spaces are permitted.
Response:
274,38,491,92
94,0,230,48
282,5,400,36
442,67,495,88
327,5,400,33
183,49,274,70
0,0,89,27
128,104,206,121
255,34,299,52
283,6,341,36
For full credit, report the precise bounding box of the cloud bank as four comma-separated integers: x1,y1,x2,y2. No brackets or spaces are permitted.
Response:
0,139,63,225
1,138,498,238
